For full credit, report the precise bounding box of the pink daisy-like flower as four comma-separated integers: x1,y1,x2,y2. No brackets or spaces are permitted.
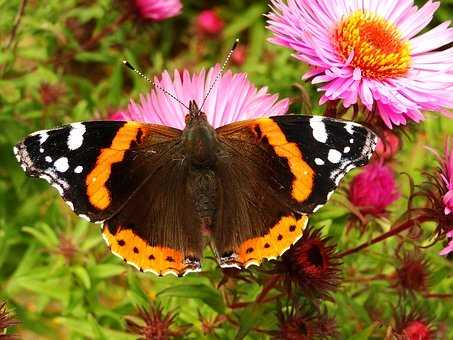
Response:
112,65,289,129
440,140,453,215
267,0,453,128
440,230,453,256
196,10,224,36
349,162,400,216
134,0,182,21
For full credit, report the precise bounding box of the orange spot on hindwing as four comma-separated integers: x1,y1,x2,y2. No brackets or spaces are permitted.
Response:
225,214,309,268
256,119,315,203
102,226,200,276
86,122,149,210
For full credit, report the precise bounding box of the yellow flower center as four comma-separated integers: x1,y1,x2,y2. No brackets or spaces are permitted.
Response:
335,11,411,79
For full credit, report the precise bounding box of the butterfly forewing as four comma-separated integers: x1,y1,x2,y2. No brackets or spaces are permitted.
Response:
14,121,203,276
14,121,181,222
214,115,377,268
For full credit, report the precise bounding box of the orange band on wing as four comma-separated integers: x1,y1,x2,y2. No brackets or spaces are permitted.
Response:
102,226,199,276
86,122,149,210
235,214,308,268
256,119,314,203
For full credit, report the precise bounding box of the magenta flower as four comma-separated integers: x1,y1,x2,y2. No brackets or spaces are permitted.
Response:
134,0,182,21
440,230,453,256
267,0,453,128
440,140,453,215
375,130,401,161
112,65,289,129
349,162,400,216
196,10,224,36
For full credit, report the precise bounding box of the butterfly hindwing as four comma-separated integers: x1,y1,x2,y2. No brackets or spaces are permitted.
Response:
214,115,376,268
102,149,203,276
14,121,181,222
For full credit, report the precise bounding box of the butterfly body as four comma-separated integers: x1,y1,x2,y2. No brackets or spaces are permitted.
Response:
15,110,377,276
182,101,220,168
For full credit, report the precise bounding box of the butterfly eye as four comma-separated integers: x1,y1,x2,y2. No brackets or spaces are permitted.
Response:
185,114,191,124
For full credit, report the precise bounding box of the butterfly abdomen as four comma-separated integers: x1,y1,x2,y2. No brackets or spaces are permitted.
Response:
188,168,217,230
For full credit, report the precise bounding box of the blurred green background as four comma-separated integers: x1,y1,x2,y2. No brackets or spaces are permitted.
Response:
1,0,453,339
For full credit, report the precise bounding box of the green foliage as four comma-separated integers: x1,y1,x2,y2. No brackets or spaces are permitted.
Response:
0,0,452,339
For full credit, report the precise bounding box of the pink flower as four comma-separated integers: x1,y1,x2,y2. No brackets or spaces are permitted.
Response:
440,230,453,256
375,130,401,160
134,0,182,21
267,0,453,128
349,162,400,216
231,45,247,66
196,10,224,36
440,140,453,215
112,65,289,129
403,321,432,340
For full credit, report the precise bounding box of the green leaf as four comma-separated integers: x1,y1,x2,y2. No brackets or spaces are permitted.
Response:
235,303,269,340
224,4,266,37
348,323,380,340
89,264,126,279
158,284,225,314
72,266,91,289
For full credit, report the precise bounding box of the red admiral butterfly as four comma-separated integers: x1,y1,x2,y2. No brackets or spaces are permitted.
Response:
14,46,377,276
14,107,376,276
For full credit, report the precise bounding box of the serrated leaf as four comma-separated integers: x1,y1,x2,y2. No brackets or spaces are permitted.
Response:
158,284,225,314
89,263,125,279
235,303,268,340
72,266,91,289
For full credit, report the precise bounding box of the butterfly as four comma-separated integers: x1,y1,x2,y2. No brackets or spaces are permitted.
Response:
14,99,376,277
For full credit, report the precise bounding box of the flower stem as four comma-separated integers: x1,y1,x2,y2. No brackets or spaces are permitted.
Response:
339,214,431,257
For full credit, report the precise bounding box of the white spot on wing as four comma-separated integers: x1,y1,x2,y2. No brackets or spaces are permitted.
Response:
39,132,49,145
335,173,345,185
350,138,354,144
66,201,74,211
313,204,324,212
344,146,350,153
39,148,44,153
309,117,328,143
67,123,86,150
54,157,69,172
74,165,83,173
51,183,64,196
45,156,52,163
13,146,19,160
327,149,342,163
79,214,91,222
345,123,355,134
315,158,325,165
39,174,52,183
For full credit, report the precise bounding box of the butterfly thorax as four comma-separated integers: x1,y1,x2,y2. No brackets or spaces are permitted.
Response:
182,101,220,168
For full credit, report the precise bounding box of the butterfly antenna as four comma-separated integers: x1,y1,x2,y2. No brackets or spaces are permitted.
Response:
199,38,239,112
122,60,189,110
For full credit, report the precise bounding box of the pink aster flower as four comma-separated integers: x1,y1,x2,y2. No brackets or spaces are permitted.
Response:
267,0,453,128
196,10,224,36
134,0,182,21
112,65,289,129
375,130,401,160
440,140,453,215
349,162,400,216
440,230,453,256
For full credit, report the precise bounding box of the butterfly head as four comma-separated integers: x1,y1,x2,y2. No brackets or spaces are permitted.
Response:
182,100,219,166
184,100,208,127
